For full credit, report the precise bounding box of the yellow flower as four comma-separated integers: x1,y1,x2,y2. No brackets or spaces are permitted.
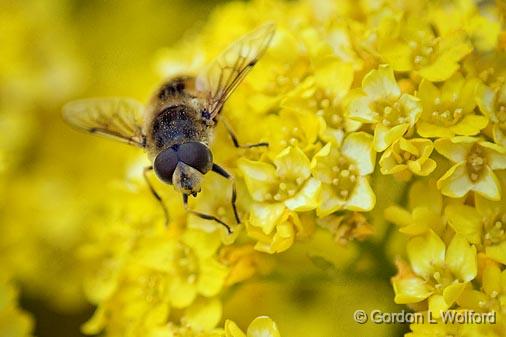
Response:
346,65,422,151
316,212,374,245
384,179,444,236
378,17,473,82
83,228,228,336
225,316,281,337
392,231,477,316
417,73,487,138
282,57,360,145
311,132,376,217
238,146,320,253
458,261,506,315
219,245,273,286
445,174,506,264
263,109,321,155
166,230,228,309
238,146,321,211
82,264,172,336
477,82,506,147
247,207,314,254
427,0,500,53
379,138,436,180
435,136,506,200
246,28,310,113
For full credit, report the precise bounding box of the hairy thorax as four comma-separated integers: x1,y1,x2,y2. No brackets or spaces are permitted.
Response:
144,77,213,159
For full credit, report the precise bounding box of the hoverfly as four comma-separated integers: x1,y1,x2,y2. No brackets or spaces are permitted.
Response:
63,23,276,233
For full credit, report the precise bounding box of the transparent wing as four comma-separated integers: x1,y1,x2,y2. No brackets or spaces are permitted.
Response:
196,23,276,119
62,97,146,147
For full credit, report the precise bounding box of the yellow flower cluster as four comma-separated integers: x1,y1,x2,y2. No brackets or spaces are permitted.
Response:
153,0,506,335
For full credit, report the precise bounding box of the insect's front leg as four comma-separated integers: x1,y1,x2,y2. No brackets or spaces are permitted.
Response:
143,166,169,226
211,163,241,225
223,120,268,149
182,194,232,234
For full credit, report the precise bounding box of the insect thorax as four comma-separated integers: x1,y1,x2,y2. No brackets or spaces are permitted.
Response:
150,104,209,152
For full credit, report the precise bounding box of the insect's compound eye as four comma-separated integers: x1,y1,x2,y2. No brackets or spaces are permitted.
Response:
177,142,213,174
153,148,178,184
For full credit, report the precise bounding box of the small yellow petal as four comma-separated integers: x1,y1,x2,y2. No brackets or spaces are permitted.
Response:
392,277,433,304
225,320,247,337
374,123,409,152
434,137,474,163
437,162,473,198
445,235,477,282
472,166,501,201
284,178,321,211
346,176,375,211
445,204,482,244
442,282,466,307
407,231,445,279
482,264,502,297
485,241,506,265
247,316,281,337
341,132,376,175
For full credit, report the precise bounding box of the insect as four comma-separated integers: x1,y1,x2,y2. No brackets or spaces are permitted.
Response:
63,23,276,233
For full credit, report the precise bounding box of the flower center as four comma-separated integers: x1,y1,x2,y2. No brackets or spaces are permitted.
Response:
175,244,199,284
142,273,168,304
430,268,455,293
374,99,409,126
483,212,506,246
392,147,418,164
429,96,464,126
280,126,303,147
466,144,487,182
330,155,358,200
313,89,345,129
478,286,503,313
263,178,304,202
408,38,436,69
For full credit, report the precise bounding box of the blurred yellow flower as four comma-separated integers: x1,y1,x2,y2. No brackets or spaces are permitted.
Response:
435,137,506,200
225,316,281,337
0,276,33,337
378,18,473,82
167,230,228,308
385,180,444,236
346,65,422,152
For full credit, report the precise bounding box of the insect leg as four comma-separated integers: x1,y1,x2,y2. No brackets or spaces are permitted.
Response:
182,194,232,234
143,166,169,226
212,164,240,224
223,120,268,148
